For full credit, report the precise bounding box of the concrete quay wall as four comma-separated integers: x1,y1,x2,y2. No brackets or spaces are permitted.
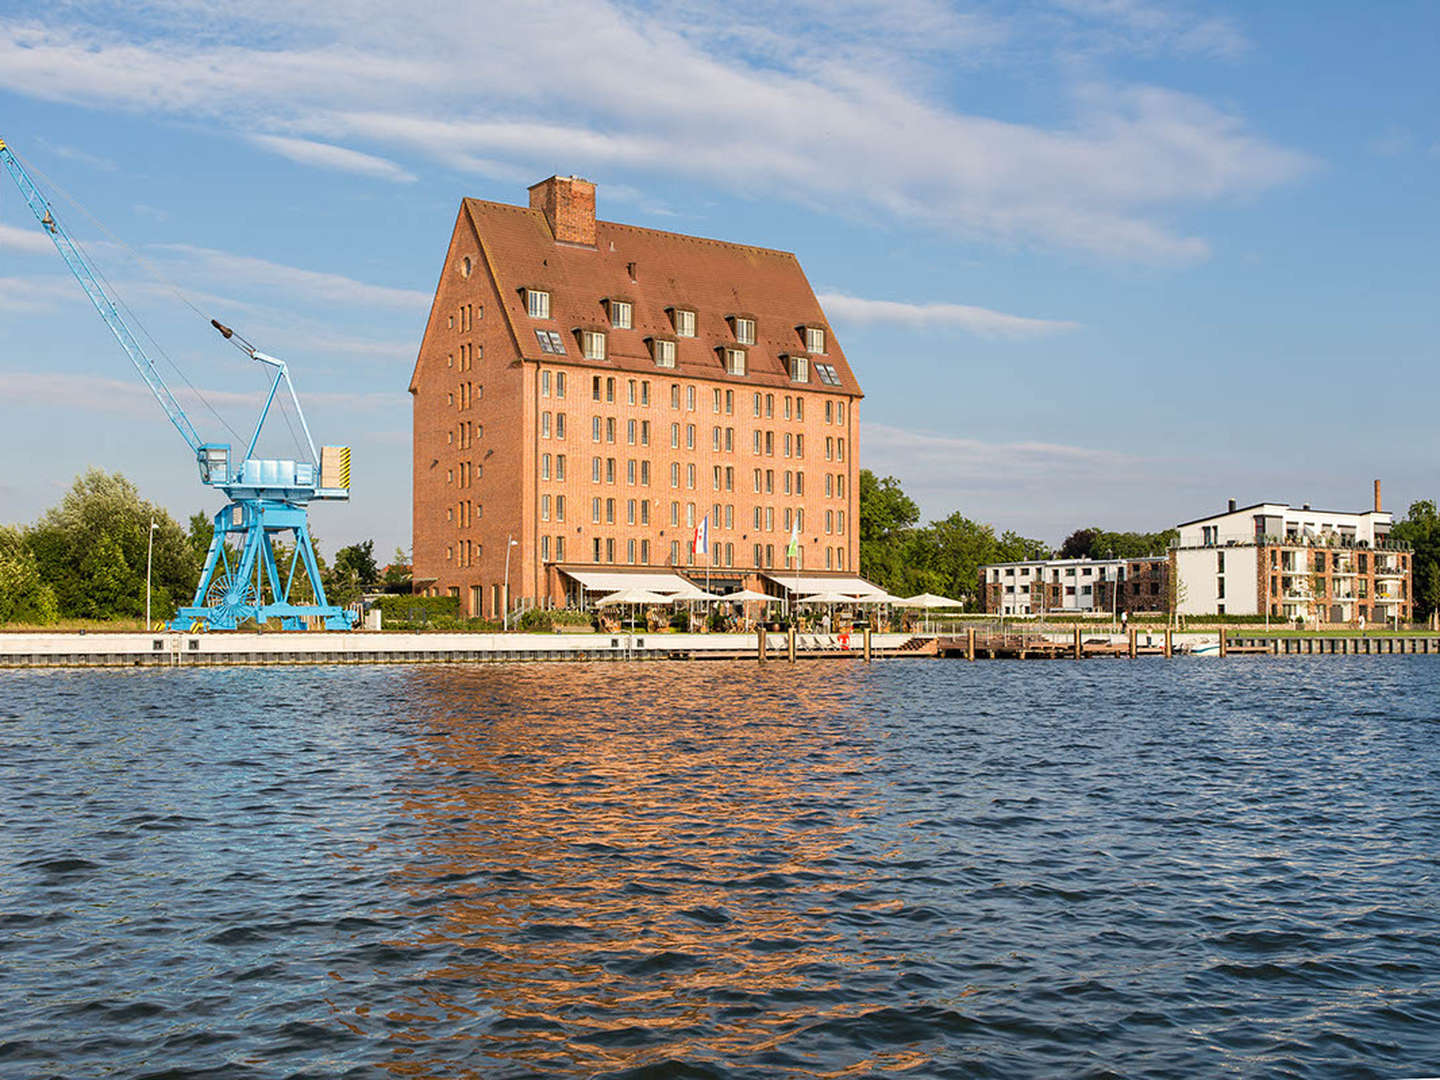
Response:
0,631,916,668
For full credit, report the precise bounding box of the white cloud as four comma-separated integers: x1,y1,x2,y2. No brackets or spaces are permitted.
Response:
248,133,417,182
0,275,80,311
818,291,1079,339
0,2,1310,262
0,223,56,254
154,243,432,310
0,370,396,420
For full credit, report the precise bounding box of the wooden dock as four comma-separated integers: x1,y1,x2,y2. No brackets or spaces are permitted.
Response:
936,625,1438,660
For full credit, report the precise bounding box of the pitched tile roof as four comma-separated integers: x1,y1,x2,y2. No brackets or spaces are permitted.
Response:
463,197,862,397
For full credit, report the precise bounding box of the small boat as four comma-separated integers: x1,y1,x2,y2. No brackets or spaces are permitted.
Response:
1189,641,1221,657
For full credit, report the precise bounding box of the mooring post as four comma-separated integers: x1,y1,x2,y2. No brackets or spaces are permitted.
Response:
1219,627,1228,658
757,626,767,663
1126,627,1136,658
787,626,796,663
863,626,872,662
966,626,975,661
1164,627,1172,658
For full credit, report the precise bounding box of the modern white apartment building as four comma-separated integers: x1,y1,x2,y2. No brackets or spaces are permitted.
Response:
981,557,1169,617
1171,485,1412,623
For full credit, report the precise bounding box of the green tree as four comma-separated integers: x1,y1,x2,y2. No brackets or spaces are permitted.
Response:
26,470,195,620
1393,500,1440,618
382,546,412,593
0,527,58,624
333,540,379,588
1059,527,1100,558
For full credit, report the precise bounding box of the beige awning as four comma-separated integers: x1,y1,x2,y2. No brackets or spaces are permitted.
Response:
764,574,889,600
561,569,711,599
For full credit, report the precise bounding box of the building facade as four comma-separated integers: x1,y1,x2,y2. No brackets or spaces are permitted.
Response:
981,556,1169,616
1170,487,1411,623
410,176,863,616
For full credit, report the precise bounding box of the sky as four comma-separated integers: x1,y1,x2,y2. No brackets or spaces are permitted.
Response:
0,0,1436,557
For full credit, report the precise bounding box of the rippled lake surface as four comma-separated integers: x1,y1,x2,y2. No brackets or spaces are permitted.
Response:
4,657,1440,1079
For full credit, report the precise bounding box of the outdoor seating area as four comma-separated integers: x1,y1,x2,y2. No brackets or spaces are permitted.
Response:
564,569,966,635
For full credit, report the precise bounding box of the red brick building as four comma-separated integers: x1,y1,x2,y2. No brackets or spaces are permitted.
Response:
410,176,863,616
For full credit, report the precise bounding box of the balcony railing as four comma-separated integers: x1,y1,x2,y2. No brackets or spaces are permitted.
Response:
1172,534,1410,552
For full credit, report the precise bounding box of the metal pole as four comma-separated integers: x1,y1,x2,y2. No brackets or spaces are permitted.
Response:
145,518,156,629
503,535,517,630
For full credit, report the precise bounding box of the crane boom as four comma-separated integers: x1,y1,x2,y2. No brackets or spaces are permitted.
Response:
0,137,203,452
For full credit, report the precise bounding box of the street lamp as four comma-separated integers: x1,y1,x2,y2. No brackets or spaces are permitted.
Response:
503,535,519,630
145,518,158,629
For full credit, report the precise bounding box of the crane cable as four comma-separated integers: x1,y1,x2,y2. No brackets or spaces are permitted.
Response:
10,148,246,444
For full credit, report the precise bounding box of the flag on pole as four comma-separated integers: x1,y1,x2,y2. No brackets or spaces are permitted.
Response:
787,515,800,562
693,514,709,557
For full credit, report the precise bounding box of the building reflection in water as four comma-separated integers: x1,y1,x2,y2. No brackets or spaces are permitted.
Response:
341,661,931,1077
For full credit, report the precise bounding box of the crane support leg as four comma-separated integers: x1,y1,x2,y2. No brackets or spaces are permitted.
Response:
170,500,356,631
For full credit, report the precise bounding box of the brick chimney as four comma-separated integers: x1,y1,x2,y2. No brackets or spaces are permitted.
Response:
1374,478,1382,513
528,175,596,246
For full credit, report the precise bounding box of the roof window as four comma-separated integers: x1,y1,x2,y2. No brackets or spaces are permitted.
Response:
814,362,840,386
723,348,746,376
805,326,826,354
609,299,633,330
526,289,551,319
789,355,809,383
734,317,756,345
673,308,696,338
535,329,566,354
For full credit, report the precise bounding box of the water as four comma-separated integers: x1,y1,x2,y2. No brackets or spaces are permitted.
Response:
3,658,1440,1079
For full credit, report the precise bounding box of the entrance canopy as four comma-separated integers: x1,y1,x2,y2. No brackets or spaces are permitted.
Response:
561,568,713,600
764,574,890,601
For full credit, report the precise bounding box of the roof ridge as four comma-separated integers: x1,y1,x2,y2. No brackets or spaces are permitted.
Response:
461,197,799,260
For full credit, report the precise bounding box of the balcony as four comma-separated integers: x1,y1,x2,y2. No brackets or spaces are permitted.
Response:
1374,563,1405,578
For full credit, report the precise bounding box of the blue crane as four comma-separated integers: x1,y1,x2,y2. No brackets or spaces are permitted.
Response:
1,136,358,631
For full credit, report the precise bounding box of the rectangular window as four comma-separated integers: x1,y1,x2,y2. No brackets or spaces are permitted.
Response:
541,370,551,396
641,501,650,525
606,417,616,443
592,416,602,442
671,462,680,488
735,316,756,345
541,453,551,480
556,455,566,481
556,495,565,520
640,460,650,486
805,326,826,353
541,494,551,521
671,422,680,449
627,419,637,445
641,420,650,446
527,290,551,319
790,355,808,383
541,412,552,438
592,497,601,523
686,424,695,449
542,535,551,561
535,329,565,354
592,456,602,482
557,371,566,397
653,339,677,369
725,348,746,376
611,300,632,329
556,413,566,439
674,309,696,337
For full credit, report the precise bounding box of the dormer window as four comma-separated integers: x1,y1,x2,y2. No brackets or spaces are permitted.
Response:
734,317,756,345
672,308,696,337
581,330,606,361
723,348,746,376
788,355,809,383
609,300,633,330
526,289,551,319
805,326,826,354
651,338,677,369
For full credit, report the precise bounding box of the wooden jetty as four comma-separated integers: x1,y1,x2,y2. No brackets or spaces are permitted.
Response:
936,625,1437,660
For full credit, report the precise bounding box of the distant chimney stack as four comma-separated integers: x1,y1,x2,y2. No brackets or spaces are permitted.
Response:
528,175,596,247
1374,479,1382,513
1228,498,1236,513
